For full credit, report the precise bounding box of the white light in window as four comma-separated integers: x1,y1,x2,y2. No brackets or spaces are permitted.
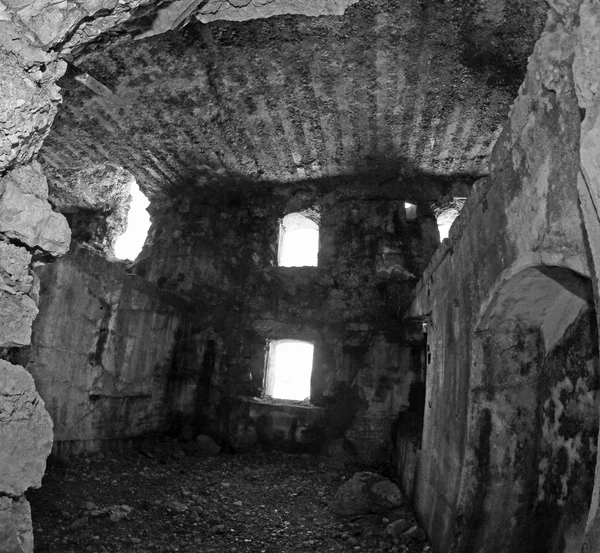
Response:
114,181,151,261
267,340,313,401
278,213,319,267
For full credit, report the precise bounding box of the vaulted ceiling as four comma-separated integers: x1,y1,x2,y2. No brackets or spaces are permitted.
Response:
39,0,547,200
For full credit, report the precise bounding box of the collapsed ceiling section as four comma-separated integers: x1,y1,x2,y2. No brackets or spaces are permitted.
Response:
37,0,546,199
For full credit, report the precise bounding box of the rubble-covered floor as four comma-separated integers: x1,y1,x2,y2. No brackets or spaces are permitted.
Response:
28,442,431,553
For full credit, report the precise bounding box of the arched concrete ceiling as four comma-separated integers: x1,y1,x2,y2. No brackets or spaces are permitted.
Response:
38,0,547,199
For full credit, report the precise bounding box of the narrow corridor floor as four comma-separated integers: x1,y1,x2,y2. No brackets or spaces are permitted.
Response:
28,443,432,553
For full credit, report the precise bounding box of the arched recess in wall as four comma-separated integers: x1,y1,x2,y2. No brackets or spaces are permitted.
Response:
455,266,599,553
278,212,319,267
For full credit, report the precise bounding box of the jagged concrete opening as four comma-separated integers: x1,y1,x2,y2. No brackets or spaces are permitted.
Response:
113,180,151,261
459,266,599,553
49,164,138,257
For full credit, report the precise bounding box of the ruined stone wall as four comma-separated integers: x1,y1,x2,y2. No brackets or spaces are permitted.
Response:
0,163,70,551
16,245,195,458
133,179,438,462
0,10,75,552
402,2,600,552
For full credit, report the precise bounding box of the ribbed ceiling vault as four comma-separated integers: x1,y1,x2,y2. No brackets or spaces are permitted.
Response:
40,0,547,199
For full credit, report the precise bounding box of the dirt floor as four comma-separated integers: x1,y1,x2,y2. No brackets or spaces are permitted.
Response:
28,441,432,553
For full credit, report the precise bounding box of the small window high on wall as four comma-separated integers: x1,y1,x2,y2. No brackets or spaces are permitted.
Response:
278,212,319,267
265,340,314,401
114,181,151,261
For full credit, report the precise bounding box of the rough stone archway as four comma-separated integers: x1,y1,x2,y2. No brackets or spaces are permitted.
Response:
456,266,599,553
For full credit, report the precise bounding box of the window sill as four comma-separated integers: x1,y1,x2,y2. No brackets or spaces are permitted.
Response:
235,395,326,413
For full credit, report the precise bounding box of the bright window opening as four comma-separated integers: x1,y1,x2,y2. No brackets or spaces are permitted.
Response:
114,181,151,261
265,340,314,401
278,213,319,267
405,202,418,221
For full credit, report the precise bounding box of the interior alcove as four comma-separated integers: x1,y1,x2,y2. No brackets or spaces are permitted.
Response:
459,266,600,553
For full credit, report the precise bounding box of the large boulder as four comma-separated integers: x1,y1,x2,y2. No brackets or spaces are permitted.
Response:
330,471,404,516
0,181,70,257
0,163,71,257
0,361,53,497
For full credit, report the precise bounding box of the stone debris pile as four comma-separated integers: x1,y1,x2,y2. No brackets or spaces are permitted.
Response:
30,443,431,553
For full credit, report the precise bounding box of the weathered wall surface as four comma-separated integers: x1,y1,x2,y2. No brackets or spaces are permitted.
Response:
133,179,437,462
572,2,600,549
402,3,600,552
19,245,195,458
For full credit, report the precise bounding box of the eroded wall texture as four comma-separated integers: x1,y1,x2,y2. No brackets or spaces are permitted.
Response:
402,2,600,552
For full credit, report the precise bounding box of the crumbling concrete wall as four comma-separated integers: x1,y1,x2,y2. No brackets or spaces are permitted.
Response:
18,245,195,457
402,2,600,552
133,178,439,462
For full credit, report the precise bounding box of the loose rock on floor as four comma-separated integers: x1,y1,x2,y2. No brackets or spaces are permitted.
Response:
28,442,431,553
